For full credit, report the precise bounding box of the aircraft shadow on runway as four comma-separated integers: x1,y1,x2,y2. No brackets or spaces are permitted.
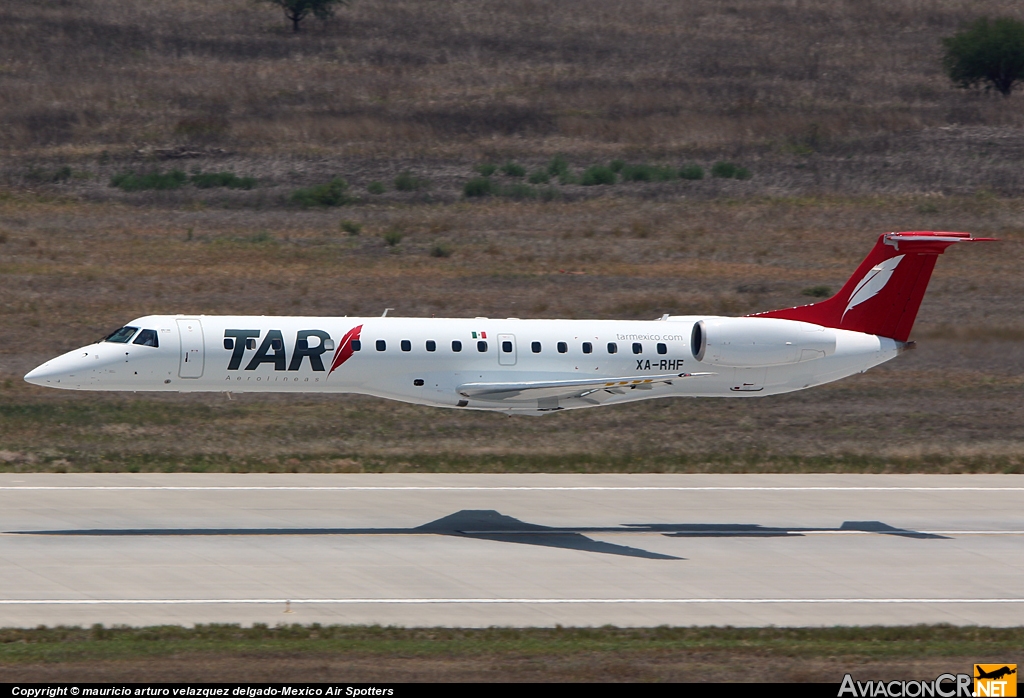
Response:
11,509,947,561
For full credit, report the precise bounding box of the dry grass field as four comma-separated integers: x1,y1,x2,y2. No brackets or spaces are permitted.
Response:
1,0,1023,474
3,0,1024,198
3,0,1024,159
1,625,1020,682
1,194,1022,473
0,651,1002,682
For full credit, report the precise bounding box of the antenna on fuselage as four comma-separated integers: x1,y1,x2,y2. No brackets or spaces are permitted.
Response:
382,308,394,317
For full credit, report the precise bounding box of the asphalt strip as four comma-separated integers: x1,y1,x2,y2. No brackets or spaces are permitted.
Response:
0,486,1022,491
0,598,1022,605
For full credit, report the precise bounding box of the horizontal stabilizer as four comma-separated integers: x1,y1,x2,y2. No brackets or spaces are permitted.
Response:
458,372,714,403
753,232,995,341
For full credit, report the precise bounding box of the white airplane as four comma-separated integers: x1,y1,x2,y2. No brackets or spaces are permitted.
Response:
25,231,992,415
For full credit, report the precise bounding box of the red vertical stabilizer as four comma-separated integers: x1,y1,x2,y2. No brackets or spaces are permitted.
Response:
752,232,994,341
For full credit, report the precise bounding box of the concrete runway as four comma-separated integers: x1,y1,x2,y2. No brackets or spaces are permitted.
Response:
0,473,1021,628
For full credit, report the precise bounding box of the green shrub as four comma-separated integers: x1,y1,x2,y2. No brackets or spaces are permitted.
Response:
367,181,385,195
679,164,705,180
463,177,496,198
580,165,616,186
620,164,677,182
394,172,427,191
430,243,453,258
502,183,536,200
609,159,625,173
619,164,648,182
290,178,351,206
547,155,569,177
475,163,498,176
383,229,403,246
802,285,832,298
942,17,1024,96
190,171,256,189
528,170,550,184
110,170,187,192
711,162,751,180
711,162,738,178
501,161,526,177
340,220,362,236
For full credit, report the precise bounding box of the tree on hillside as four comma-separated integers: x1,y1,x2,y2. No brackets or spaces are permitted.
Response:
262,0,347,32
942,17,1024,96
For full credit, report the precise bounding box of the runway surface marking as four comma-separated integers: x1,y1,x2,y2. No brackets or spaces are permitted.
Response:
1,486,1022,491
1,599,1023,605
4,528,1019,532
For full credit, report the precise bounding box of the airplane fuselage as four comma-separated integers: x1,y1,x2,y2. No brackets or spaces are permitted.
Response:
25,314,901,414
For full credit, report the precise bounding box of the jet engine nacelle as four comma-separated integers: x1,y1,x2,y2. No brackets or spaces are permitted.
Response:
691,317,837,367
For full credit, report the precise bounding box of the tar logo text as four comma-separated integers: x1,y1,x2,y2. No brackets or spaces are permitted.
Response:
975,665,1017,697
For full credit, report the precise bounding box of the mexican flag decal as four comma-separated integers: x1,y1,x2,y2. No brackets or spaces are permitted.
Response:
471,331,487,339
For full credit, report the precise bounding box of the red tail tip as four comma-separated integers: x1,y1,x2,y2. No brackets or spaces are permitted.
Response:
752,231,994,341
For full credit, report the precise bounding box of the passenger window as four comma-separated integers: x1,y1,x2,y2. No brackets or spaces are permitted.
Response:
104,326,138,344
426,340,436,352
531,341,542,353
477,340,488,352
452,340,462,352
502,340,513,353
401,340,412,352
607,342,618,354
133,329,159,348
376,340,386,352
324,339,335,351
557,341,568,354
246,338,257,350
582,342,592,354
657,343,667,355
271,338,284,351
632,342,642,355
351,339,361,351
223,338,234,350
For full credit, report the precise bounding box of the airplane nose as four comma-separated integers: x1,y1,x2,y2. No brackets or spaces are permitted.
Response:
24,362,55,386
24,348,93,388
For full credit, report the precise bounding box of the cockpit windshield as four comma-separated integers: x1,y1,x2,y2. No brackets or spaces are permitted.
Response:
133,329,159,347
103,326,139,343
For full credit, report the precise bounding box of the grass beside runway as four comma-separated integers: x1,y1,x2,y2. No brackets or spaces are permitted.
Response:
1,451,1023,474
2,194,1023,478
2,377,1024,475
0,625,1021,682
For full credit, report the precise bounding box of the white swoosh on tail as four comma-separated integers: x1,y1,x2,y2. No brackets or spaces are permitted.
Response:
842,254,904,321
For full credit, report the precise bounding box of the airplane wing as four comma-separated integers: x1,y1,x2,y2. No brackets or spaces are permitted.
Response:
457,372,715,403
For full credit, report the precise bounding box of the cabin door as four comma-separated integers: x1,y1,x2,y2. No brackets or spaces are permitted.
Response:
177,318,205,378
